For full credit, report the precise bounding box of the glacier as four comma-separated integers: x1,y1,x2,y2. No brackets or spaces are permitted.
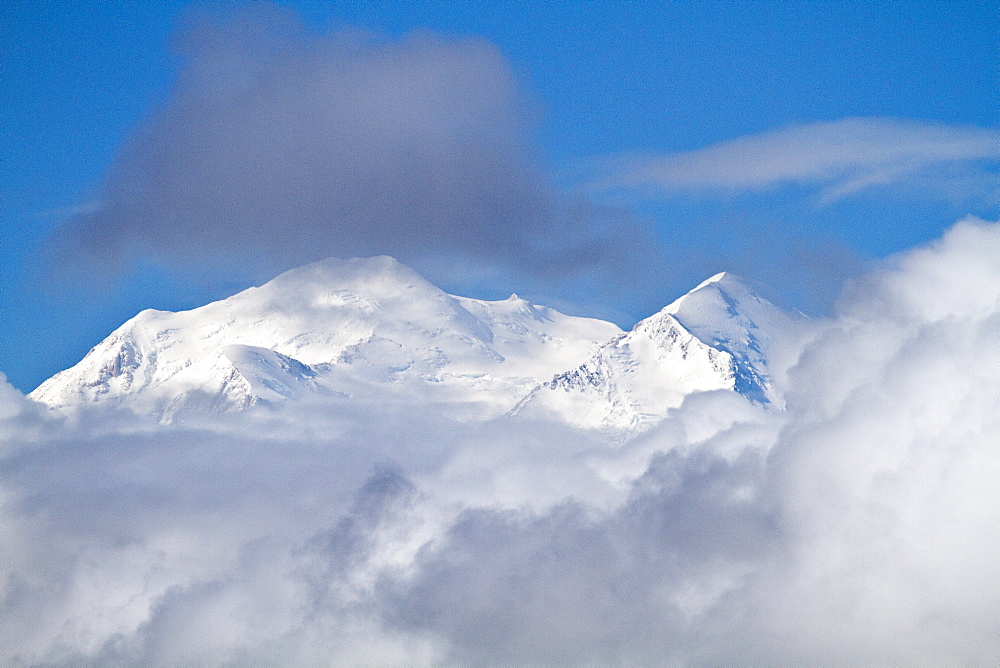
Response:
29,255,802,433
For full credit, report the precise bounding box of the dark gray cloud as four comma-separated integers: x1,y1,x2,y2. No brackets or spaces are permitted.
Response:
51,6,637,285
384,447,778,666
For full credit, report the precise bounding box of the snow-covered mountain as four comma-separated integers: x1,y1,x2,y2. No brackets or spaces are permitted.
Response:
663,271,803,405
29,257,801,432
29,256,622,421
511,272,802,436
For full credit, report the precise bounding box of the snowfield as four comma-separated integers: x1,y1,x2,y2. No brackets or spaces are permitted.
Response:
30,256,800,437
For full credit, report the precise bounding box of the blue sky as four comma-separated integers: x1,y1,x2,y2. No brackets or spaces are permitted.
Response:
2,0,998,392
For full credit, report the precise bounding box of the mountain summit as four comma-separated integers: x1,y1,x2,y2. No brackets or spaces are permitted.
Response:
664,271,800,405
29,258,800,432
29,256,621,421
509,272,797,436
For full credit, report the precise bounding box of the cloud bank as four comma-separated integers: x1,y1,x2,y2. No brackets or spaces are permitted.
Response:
48,6,638,285
613,118,1000,204
3,218,1000,664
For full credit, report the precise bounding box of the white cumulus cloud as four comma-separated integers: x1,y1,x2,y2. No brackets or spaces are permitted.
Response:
2,218,999,665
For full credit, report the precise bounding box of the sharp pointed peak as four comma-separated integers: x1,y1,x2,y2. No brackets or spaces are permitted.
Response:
662,271,757,316
694,271,730,290
690,271,755,293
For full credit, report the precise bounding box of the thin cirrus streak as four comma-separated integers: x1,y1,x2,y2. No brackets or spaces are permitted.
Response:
602,117,1000,203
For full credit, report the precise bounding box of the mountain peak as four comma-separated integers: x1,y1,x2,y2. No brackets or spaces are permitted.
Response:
29,255,623,422
268,255,426,290
665,271,754,314
692,271,729,290
29,254,798,431
659,270,801,405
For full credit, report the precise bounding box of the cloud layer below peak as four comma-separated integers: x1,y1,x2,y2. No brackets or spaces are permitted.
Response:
3,218,1000,664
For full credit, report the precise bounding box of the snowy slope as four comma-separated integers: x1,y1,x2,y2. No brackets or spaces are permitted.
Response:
29,256,622,421
512,273,801,436
29,259,800,433
511,308,735,435
663,272,802,405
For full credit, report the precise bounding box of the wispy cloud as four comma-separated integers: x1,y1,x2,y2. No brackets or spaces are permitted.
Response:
610,118,1000,203
32,202,101,220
